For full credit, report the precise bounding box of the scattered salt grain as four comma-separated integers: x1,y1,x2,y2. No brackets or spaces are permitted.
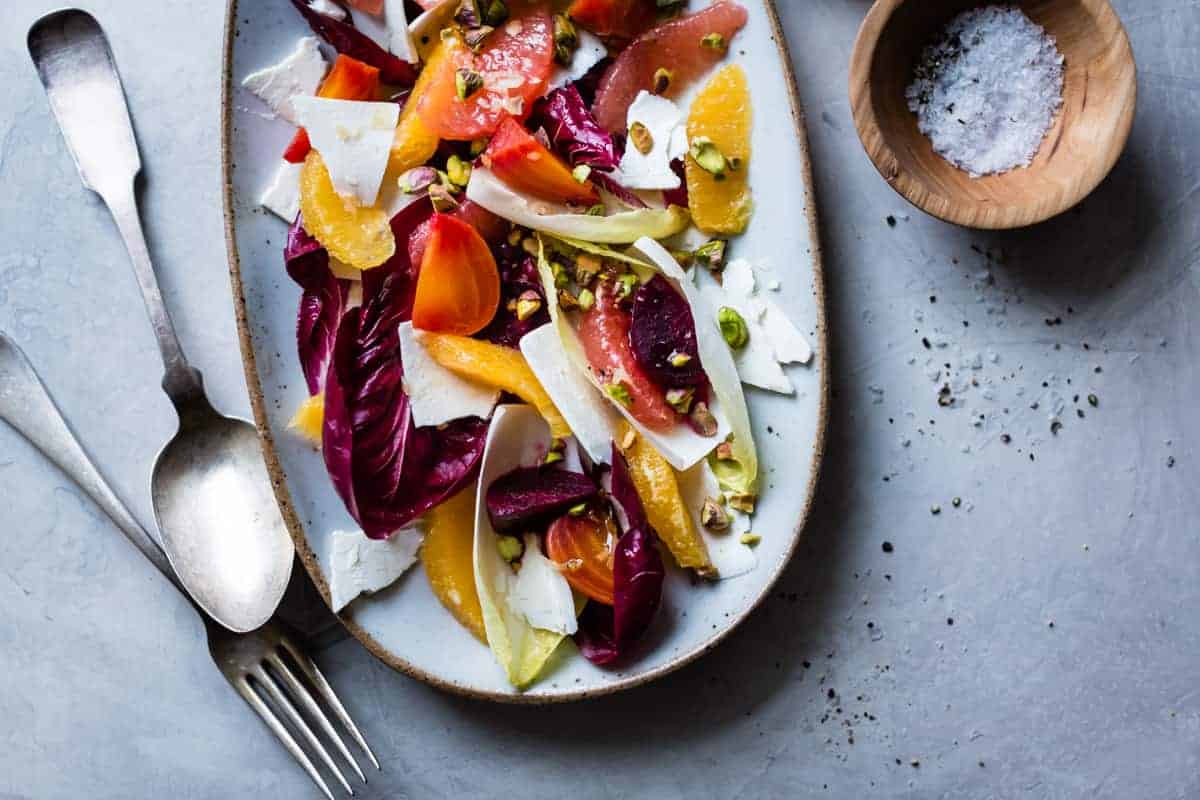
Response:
906,5,1064,177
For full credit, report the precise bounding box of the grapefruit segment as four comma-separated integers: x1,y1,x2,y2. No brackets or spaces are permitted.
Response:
484,116,600,206
592,1,748,133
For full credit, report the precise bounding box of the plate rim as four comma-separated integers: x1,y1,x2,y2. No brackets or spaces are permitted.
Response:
220,0,830,704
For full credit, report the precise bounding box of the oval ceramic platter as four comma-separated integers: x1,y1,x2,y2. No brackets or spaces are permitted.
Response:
222,0,827,702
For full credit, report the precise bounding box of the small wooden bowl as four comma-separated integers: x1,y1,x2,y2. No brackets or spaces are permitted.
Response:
849,0,1136,229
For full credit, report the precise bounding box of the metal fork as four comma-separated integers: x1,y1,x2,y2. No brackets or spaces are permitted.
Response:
0,333,377,798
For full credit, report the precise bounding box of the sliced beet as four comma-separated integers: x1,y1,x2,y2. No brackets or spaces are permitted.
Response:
486,466,598,532
629,275,705,388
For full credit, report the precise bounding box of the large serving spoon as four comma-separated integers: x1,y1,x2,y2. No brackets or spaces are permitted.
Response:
28,9,293,633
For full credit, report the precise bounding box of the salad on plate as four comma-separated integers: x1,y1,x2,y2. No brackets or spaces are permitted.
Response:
243,0,813,688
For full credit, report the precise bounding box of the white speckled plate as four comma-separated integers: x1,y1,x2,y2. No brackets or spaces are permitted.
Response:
222,0,827,702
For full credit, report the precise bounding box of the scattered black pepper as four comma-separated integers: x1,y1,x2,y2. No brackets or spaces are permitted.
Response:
1088,394,1098,407
952,497,962,507
947,617,954,625
922,336,932,349
1050,421,1062,436
1000,433,1012,444
882,541,894,553
886,215,897,227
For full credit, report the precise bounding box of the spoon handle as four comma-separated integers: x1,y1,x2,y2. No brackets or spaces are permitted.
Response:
27,9,203,409
0,334,182,591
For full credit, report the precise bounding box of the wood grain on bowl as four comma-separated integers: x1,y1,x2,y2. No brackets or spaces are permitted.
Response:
221,0,828,702
849,0,1136,229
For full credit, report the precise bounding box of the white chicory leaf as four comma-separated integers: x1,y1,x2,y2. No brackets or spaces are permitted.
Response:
473,405,576,688
466,168,690,243
677,462,757,580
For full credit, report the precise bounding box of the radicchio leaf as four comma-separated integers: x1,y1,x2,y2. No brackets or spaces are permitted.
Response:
290,0,417,86
629,275,706,388
485,466,598,532
536,85,619,172
286,215,349,395
575,446,665,665
661,159,689,208
477,242,549,348
320,199,487,538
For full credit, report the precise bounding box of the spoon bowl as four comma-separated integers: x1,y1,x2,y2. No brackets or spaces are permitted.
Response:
849,0,1136,229
29,8,293,632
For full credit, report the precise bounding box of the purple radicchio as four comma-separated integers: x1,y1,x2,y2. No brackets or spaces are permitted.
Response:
629,275,706,389
320,198,486,538
476,239,550,348
290,0,417,86
485,466,598,533
575,444,665,665
286,215,349,395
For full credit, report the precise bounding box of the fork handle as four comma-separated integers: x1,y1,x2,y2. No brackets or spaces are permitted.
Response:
0,334,183,591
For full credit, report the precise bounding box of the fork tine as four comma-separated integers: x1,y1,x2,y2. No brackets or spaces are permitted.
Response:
232,676,335,800
280,636,381,770
254,665,355,796
268,651,366,784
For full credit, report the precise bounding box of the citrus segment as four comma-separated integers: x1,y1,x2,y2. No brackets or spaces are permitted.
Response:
299,152,396,269
288,393,325,445
686,64,752,235
422,487,487,642
418,332,571,439
618,422,714,576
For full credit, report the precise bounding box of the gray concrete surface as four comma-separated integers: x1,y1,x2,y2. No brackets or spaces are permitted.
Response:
1,1,1197,797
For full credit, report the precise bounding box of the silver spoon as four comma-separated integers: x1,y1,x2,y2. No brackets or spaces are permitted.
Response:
28,9,293,633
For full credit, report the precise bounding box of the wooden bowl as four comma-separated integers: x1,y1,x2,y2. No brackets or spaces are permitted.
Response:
849,0,1136,229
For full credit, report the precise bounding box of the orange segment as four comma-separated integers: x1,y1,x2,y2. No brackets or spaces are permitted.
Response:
387,42,447,176
685,64,752,235
299,152,396,269
422,487,486,642
287,394,324,445
418,332,571,439
617,422,714,576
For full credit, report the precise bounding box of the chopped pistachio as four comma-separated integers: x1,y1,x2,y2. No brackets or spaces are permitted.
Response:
551,260,570,289
727,156,743,171
454,0,483,28
739,532,761,547
728,492,757,514
543,450,565,465
689,136,728,179
470,138,490,157
399,165,438,194
576,288,595,311
701,32,727,50
693,239,726,271
605,382,633,408
445,155,472,188
553,13,578,65
497,535,523,562
429,183,459,212
562,557,584,572
665,387,695,414
463,25,495,52
521,236,539,256
620,428,638,450
718,307,750,350
574,253,602,285
668,350,692,368
586,203,606,216
440,27,458,45
515,289,542,321
548,437,566,452
714,441,735,461
671,249,695,268
689,401,718,437
484,0,509,25
652,67,673,94
455,68,484,100
557,289,579,311
615,272,640,301
701,497,731,531
506,227,523,246
629,121,654,155
572,164,592,184
568,502,588,516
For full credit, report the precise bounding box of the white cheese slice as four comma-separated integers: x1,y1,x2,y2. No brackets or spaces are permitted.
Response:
307,0,347,20
616,91,688,191
510,534,578,635
696,258,812,393
385,0,418,63
349,6,391,50
241,36,328,124
548,30,607,90
291,96,400,206
398,322,500,427
520,323,619,465
328,527,421,612
677,462,757,580
260,160,303,222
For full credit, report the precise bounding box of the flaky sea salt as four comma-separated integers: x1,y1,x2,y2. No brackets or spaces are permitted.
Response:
906,5,1064,178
